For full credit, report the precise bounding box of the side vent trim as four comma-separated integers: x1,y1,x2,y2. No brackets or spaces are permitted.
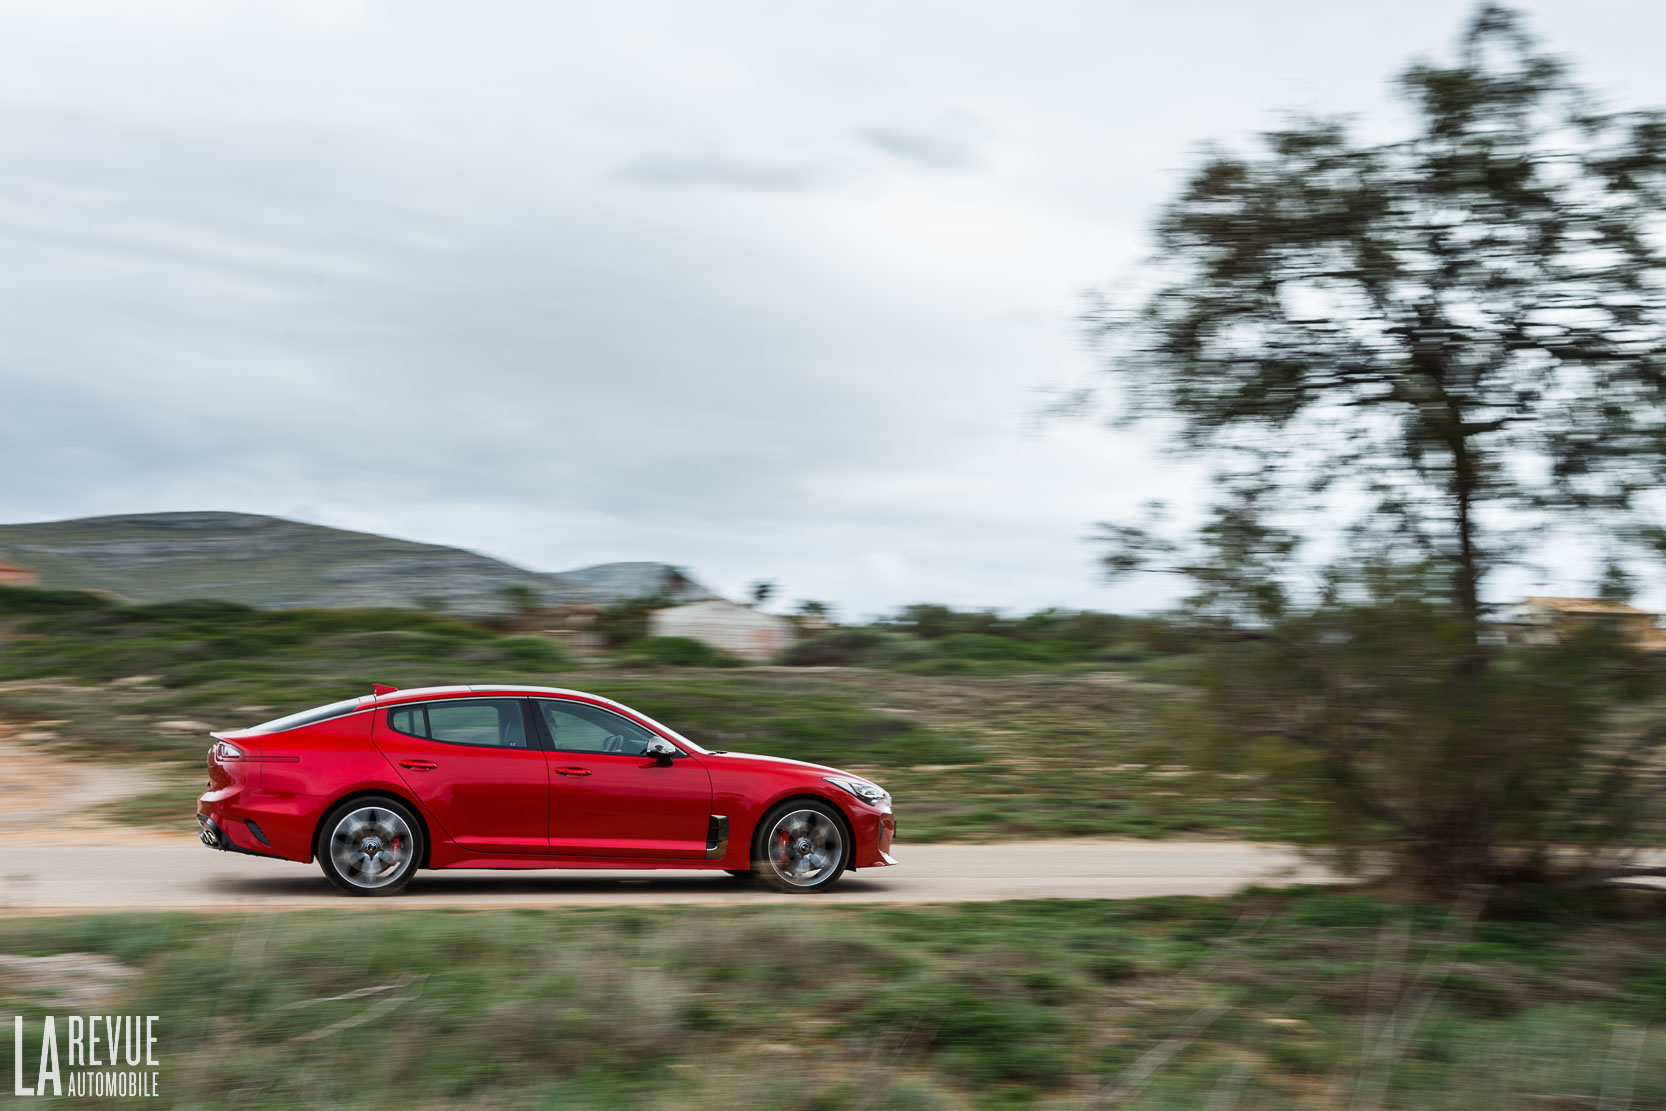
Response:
705,814,729,860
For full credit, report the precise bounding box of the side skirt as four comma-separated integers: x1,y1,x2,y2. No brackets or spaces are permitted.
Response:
430,851,735,871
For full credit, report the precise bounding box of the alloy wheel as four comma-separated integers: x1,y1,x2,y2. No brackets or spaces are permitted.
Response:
766,808,845,887
329,805,415,890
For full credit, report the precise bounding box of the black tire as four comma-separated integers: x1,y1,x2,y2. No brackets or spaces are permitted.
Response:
316,795,424,896
750,799,850,893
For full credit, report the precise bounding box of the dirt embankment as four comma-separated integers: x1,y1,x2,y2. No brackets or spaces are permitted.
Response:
0,722,184,846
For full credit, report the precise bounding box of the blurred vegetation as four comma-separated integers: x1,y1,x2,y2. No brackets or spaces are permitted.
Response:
1191,582,1666,895
566,592,1189,675
1083,6,1666,895
2,888,1664,1109
616,636,743,669
0,587,569,682
593,594,672,650
779,606,1181,674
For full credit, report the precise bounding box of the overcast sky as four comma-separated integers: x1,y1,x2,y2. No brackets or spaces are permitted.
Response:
1,1,1661,617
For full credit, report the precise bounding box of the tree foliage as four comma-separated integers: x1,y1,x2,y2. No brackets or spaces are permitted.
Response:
1090,6,1666,894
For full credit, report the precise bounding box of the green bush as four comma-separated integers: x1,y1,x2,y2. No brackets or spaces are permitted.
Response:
0,586,119,622
617,637,742,668
935,633,1075,663
592,595,669,648
0,585,118,616
0,597,534,689
495,635,569,669
777,628,934,667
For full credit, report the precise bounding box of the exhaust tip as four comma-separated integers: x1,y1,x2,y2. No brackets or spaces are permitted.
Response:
197,815,223,849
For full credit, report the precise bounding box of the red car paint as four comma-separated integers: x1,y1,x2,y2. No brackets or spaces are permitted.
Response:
196,684,897,878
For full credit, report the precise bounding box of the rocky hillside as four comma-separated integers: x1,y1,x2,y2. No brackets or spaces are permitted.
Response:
0,512,712,614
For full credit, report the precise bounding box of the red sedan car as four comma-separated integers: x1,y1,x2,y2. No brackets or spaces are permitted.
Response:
196,683,897,895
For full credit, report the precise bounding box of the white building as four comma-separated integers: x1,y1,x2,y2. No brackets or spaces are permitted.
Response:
648,598,795,662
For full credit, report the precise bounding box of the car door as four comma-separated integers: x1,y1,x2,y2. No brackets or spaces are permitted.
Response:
533,698,713,859
372,697,549,854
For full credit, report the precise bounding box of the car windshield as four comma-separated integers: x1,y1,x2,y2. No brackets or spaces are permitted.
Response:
250,697,365,733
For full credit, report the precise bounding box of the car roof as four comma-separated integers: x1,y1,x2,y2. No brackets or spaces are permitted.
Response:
369,684,631,709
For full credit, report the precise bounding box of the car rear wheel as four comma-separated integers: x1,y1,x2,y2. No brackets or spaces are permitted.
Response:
752,799,848,893
316,796,423,896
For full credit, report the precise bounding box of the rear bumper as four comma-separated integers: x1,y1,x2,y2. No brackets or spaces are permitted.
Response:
197,786,317,863
196,813,287,861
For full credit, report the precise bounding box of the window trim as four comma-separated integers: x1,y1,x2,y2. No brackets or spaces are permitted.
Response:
251,697,372,734
530,697,687,759
384,697,543,752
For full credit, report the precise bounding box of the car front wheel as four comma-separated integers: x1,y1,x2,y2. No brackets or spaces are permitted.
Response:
316,796,423,896
752,799,849,893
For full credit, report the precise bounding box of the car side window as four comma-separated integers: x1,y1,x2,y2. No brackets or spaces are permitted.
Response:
388,706,426,738
388,699,530,749
536,700,659,756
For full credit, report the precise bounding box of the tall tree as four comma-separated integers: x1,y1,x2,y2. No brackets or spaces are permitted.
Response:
1089,6,1666,893
1095,4,1666,627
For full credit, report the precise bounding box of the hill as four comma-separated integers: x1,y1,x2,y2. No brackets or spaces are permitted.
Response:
0,511,712,613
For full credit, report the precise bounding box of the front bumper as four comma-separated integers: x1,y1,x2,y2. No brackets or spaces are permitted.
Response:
850,806,897,869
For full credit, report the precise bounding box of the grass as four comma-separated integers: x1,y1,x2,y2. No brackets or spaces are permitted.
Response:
102,778,210,831
1,888,1663,1109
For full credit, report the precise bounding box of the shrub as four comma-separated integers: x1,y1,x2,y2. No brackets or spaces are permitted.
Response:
617,637,741,668
495,635,568,669
777,628,934,667
592,595,669,649
0,585,116,616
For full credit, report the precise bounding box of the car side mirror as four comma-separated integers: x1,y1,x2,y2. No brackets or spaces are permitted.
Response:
644,737,677,765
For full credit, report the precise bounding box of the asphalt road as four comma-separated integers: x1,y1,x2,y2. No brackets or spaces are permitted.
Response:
0,840,1335,913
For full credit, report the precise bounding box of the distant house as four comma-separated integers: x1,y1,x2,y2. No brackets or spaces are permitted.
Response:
1502,596,1666,650
648,598,795,662
0,560,38,587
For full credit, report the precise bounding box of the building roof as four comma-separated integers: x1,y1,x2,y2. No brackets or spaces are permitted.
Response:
1520,596,1657,617
0,559,34,573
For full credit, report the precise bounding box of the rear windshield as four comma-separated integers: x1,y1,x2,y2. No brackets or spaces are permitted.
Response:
250,697,365,733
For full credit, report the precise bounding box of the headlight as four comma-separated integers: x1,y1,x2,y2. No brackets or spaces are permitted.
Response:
213,741,244,761
824,776,889,806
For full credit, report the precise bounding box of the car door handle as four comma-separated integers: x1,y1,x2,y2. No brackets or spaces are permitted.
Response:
399,760,439,771
553,766,592,777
